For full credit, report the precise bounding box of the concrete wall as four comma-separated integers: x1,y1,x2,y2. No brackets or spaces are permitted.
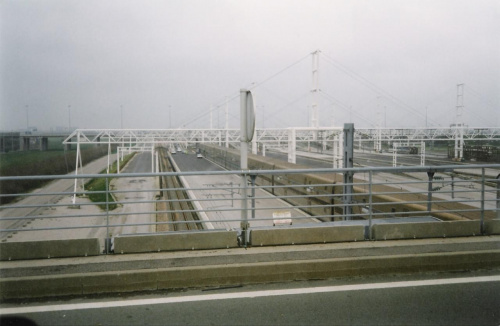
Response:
114,230,238,254
0,238,101,261
485,219,500,235
250,225,365,246
372,220,481,240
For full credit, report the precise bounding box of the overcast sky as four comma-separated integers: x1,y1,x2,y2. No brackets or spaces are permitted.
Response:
1,0,499,131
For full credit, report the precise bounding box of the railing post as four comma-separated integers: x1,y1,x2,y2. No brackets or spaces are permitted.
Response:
105,176,111,254
480,168,485,234
250,174,257,219
343,123,354,220
496,173,500,220
451,174,455,199
427,171,435,214
368,171,373,240
240,171,249,246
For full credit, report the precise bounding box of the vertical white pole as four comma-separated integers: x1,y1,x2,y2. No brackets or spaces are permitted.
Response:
107,137,111,174
225,97,229,148
421,141,426,166
288,128,296,164
210,105,213,129
72,131,81,204
151,147,154,173
117,148,121,174
240,89,249,245
333,134,338,169
252,136,257,154
155,150,159,173
393,143,397,167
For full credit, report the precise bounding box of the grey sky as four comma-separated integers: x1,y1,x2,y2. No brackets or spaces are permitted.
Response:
1,0,499,131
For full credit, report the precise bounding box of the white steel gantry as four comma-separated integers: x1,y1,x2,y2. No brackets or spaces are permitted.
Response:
63,126,499,203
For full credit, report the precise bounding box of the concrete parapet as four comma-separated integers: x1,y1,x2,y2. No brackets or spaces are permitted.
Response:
484,219,500,235
0,238,101,261
250,225,365,247
114,230,238,254
372,220,481,240
2,249,499,300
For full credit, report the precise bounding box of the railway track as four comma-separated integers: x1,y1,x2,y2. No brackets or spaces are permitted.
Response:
158,148,202,231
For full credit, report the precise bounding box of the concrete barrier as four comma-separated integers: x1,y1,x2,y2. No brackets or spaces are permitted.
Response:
372,220,481,240
0,238,101,261
250,225,365,247
114,230,238,254
485,219,500,235
3,249,499,300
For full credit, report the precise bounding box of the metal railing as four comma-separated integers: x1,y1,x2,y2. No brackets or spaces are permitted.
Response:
1,164,499,249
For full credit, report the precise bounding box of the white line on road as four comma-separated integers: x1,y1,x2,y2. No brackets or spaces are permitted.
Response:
2,275,499,315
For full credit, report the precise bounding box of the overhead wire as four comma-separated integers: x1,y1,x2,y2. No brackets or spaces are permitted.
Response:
320,52,439,125
179,53,311,128
319,90,377,127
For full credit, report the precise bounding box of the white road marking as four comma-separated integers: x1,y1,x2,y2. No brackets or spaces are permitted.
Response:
2,275,499,315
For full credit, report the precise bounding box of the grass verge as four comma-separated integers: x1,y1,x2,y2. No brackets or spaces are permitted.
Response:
85,153,136,210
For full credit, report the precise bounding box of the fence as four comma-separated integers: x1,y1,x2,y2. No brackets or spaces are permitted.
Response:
1,163,499,257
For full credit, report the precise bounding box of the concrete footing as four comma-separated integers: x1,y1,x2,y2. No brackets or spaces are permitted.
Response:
113,230,238,254
1,236,499,300
250,225,364,246
0,238,101,261
372,220,481,240
485,219,500,235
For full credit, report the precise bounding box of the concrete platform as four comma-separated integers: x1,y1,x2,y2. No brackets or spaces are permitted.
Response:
1,236,499,300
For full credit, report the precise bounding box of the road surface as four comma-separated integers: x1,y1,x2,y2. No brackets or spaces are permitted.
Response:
1,269,498,325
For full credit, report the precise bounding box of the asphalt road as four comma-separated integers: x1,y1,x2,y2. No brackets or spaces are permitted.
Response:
169,151,224,172
2,269,498,325
121,152,153,173
0,155,116,241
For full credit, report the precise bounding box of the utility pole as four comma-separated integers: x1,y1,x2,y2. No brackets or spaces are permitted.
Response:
455,84,464,160
169,105,171,128
311,50,320,130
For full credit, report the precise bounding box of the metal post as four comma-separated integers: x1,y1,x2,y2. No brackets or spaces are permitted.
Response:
288,128,296,164
497,174,500,220
225,97,229,148
427,171,435,213
368,171,373,240
343,123,354,220
451,174,455,199
240,89,249,246
393,143,397,167
72,131,81,204
105,176,111,254
250,175,256,219
480,168,485,234
151,147,155,173
420,141,426,166
117,148,121,174
107,138,111,174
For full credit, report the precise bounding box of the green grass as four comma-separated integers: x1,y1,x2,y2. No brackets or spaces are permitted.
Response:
84,152,136,210
0,146,111,205
0,151,73,171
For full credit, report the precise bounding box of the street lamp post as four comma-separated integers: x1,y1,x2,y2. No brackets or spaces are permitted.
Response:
68,105,71,131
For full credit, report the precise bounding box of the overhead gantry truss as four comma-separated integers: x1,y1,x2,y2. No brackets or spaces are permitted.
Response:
64,126,499,204
355,127,500,142
63,127,500,146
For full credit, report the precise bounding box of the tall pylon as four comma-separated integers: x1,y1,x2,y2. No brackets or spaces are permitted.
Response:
310,50,320,129
454,83,465,160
